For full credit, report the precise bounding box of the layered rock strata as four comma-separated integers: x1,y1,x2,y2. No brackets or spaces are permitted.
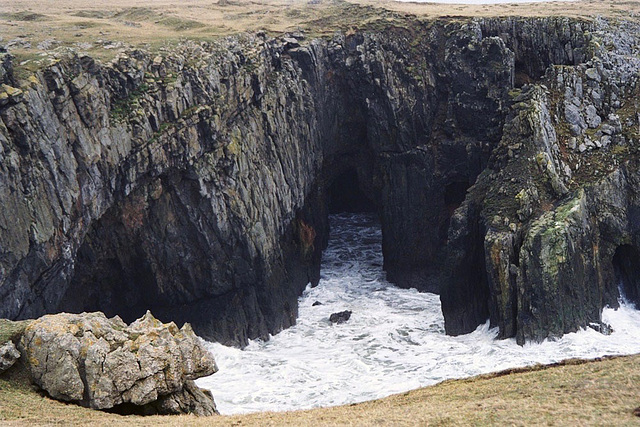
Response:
0,16,639,346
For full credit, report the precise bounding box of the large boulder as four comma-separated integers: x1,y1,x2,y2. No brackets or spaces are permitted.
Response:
19,311,218,415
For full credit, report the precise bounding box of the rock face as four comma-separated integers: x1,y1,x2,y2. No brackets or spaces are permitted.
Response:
19,311,218,415
0,15,639,346
442,17,640,343
0,341,20,373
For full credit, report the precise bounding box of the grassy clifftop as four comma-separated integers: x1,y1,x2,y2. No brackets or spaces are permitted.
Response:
2,0,639,77
2,354,640,425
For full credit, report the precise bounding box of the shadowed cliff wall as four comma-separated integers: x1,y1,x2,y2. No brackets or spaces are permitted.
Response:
1,17,639,346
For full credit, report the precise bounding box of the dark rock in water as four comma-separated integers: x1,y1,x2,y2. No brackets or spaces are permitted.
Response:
589,322,614,336
19,311,218,416
0,341,20,373
312,301,323,306
329,311,352,324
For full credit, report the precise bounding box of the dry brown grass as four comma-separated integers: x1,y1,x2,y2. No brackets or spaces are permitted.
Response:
2,354,640,426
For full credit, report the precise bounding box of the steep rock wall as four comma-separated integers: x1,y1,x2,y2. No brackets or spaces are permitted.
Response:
0,37,328,346
1,17,639,346
442,17,640,343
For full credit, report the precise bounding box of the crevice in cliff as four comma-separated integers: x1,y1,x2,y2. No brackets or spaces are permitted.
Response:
613,244,640,307
58,193,161,324
444,181,470,216
328,169,377,214
514,61,535,88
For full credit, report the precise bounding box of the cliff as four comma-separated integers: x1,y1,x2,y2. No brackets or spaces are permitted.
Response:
0,15,639,346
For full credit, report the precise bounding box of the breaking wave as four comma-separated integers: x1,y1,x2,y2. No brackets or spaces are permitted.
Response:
197,213,640,415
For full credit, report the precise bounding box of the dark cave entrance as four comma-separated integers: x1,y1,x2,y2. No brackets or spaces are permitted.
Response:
444,181,470,211
57,173,220,327
613,244,640,307
328,169,377,214
514,61,536,88
57,200,163,325
62,222,158,324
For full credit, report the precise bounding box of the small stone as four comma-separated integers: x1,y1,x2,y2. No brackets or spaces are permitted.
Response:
564,103,586,135
578,143,587,153
585,105,601,129
600,135,612,147
0,341,20,373
568,137,577,150
312,301,323,306
569,124,583,136
601,124,614,135
283,37,300,48
585,67,601,82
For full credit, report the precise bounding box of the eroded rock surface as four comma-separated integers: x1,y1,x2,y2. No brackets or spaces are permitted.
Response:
442,17,640,343
19,311,218,415
0,15,639,346
0,341,20,373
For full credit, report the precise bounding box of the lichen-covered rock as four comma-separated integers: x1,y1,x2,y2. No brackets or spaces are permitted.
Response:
443,16,640,343
19,311,218,415
155,380,217,416
0,341,20,373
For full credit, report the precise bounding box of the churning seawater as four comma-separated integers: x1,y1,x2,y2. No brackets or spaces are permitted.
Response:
196,213,640,415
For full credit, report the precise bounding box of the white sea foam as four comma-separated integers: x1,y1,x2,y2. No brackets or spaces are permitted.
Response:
196,213,640,415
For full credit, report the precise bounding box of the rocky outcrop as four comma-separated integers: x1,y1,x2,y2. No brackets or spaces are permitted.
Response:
19,311,218,415
0,15,639,346
442,17,640,343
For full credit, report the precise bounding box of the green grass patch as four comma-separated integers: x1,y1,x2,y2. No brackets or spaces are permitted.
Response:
0,319,30,344
0,11,47,22
110,83,150,122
